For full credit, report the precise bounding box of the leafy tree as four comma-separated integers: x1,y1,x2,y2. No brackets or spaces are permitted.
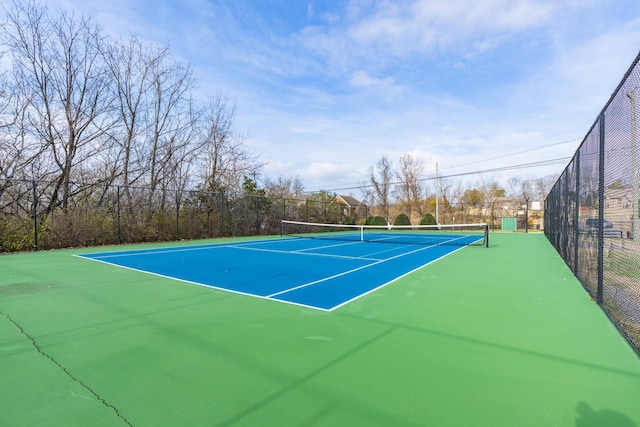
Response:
304,189,337,223
608,179,624,190
242,175,265,196
461,188,484,208
425,195,451,213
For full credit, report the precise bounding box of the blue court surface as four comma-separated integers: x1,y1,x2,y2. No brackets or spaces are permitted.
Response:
77,234,482,311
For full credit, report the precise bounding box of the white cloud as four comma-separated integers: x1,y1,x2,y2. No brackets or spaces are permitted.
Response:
349,70,395,88
343,0,558,56
263,160,295,178
298,162,364,192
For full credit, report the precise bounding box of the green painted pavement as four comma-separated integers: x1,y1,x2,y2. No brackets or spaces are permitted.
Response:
1,233,639,426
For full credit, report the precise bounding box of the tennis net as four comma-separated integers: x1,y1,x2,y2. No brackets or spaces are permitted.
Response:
280,220,489,247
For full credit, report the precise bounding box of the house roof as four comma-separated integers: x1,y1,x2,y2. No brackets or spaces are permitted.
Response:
336,195,363,207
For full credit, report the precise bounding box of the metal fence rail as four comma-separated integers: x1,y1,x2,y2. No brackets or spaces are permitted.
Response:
0,180,369,252
545,51,640,355
0,176,535,253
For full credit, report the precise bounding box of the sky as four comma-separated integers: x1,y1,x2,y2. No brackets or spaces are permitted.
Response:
15,0,640,195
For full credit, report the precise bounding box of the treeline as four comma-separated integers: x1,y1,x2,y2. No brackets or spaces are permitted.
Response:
0,177,365,251
0,172,552,252
363,154,556,225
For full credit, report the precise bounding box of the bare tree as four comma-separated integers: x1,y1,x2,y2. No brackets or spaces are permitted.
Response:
264,176,305,199
506,177,522,200
395,152,425,220
437,176,454,223
4,1,115,213
100,35,167,189
508,175,556,203
145,55,197,199
479,176,505,225
0,65,33,184
534,174,558,201
199,95,259,194
0,65,39,216
366,155,393,221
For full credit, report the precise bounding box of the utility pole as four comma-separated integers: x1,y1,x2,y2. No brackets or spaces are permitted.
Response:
435,162,439,225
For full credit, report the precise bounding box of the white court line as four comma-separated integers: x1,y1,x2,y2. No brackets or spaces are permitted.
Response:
75,237,304,259
328,243,473,311
74,234,482,311
288,239,428,259
290,240,363,253
77,252,340,312
231,245,382,262
230,236,444,262
265,235,472,299
74,254,307,306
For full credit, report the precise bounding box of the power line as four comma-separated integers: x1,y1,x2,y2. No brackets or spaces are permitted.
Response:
304,137,580,194
439,138,581,172
318,156,571,194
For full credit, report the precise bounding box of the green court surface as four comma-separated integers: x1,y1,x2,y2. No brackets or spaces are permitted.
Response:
1,233,639,426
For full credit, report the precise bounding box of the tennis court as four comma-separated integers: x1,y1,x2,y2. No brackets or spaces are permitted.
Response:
76,223,486,311
1,232,640,426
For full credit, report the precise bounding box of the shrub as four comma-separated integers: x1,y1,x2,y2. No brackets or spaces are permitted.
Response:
420,213,437,225
394,213,411,226
342,215,356,225
368,215,387,226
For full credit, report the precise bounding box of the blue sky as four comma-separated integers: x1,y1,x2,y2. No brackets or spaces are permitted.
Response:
37,1,640,193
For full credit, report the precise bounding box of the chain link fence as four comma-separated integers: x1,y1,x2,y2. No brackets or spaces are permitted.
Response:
545,52,640,355
0,179,374,252
0,177,536,253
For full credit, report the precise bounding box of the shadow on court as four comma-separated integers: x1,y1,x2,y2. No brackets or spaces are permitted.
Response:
575,402,637,427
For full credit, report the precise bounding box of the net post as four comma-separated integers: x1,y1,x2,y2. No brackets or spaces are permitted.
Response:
280,220,284,238
484,224,489,248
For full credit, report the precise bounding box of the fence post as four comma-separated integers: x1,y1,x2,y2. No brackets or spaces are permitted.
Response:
629,89,640,240
255,196,260,235
597,113,605,304
573,153,580,274
117,186,121,245
32,180,38,251
175,192,180,240
562,173,569,258
324,201,327,223
525,198,529,234
282,197,286,221
220,192,225,237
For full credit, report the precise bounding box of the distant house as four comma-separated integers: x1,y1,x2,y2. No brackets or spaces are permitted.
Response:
494,196,519,212
335,195,367,220
605,187,634,215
